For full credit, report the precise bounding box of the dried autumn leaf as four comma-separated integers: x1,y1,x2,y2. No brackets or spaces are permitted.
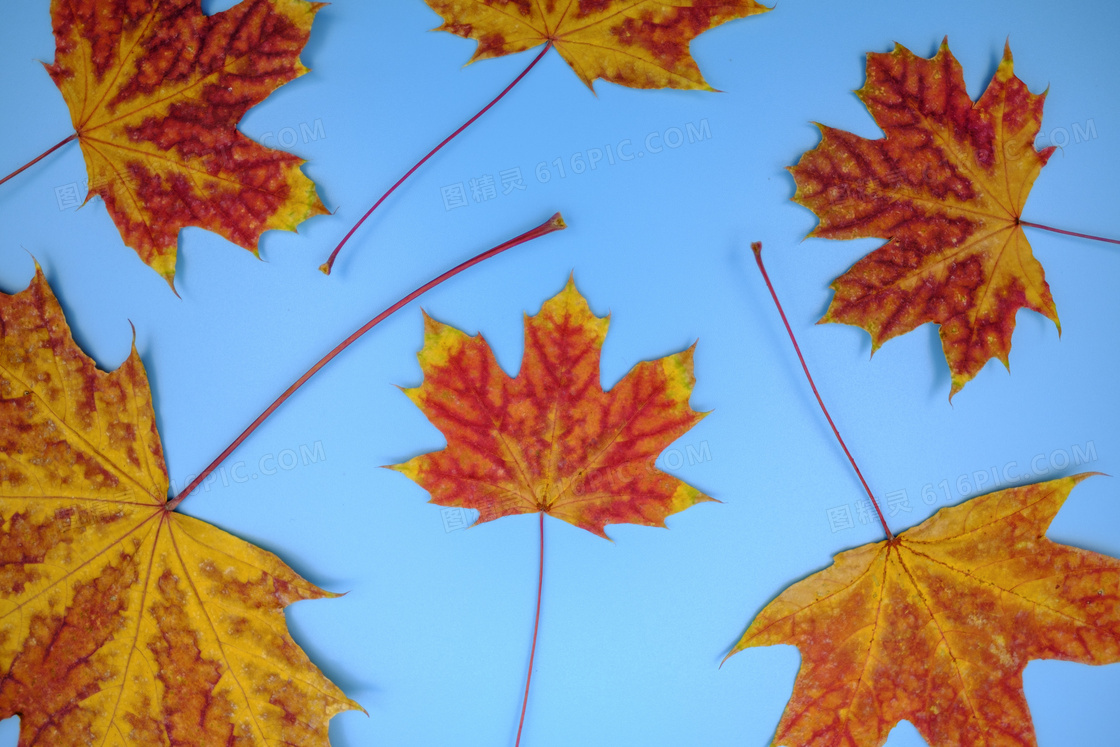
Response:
0,269,359,744
46,0,328,285
728,475,1120,747
791,40,1057,396
391,277,712,538
422,0,769,90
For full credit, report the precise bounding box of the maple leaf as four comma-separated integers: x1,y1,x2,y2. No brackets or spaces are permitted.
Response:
45,0,328,285
0,269,359,744
727,475,1120,747
391,277,713,538
421,0,770,90
790,40,1058,396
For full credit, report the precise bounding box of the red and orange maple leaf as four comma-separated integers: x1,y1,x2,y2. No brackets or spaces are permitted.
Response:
790,40,1058,396
391,277,712,537
46,0,327,285
422,0,770,90
0,268,359,744
727,475,1120,747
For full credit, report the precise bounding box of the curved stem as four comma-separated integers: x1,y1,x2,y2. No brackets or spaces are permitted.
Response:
321,42,553,275
0,134,77,188
515,511,545,747
1020,220,1120,246
167,212,566,512
751,242,893,541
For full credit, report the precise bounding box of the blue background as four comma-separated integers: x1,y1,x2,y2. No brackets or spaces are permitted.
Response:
2,0,1119,744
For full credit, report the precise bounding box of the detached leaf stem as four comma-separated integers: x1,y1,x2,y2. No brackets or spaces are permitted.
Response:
751,242,893,540
515,511,545,747
0,134,77,188
167,212,567,512
321,42,553,274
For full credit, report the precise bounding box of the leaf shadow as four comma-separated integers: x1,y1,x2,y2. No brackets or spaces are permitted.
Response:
0,255,35,297
925,324,951,398
983,45,1005,94
224,523,350,591
328,717,364,747
0,716,19,743
285,606,373,701
917,37,943,59
300,1,335,68
42,262,136,376
200,0,238,13
231,527,374,717
886,720,925,743
1045,475,1116,558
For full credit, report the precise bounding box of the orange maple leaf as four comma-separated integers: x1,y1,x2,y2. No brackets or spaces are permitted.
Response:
421,0,770,90
391,277,712,538
0,269,360,744
727,475,1120,747
790,40,1058,397
46,0,328,285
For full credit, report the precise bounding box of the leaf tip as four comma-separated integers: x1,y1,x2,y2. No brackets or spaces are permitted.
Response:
1071,471,1107,483
24,253,45,281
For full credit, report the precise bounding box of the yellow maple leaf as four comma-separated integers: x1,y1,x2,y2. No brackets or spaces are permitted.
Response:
46,0,328,285
422,0,770,90
728,475,1120,746
790,41,1058,396
0,269,359,744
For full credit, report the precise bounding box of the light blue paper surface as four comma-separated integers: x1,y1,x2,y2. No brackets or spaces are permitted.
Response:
1,1,1118,744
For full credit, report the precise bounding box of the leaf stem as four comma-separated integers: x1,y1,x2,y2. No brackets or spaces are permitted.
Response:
515,511,545,747
1020,220,1120,246
167,212,567,512
0,134,77,188
750,242,893,541
321,42,554,275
